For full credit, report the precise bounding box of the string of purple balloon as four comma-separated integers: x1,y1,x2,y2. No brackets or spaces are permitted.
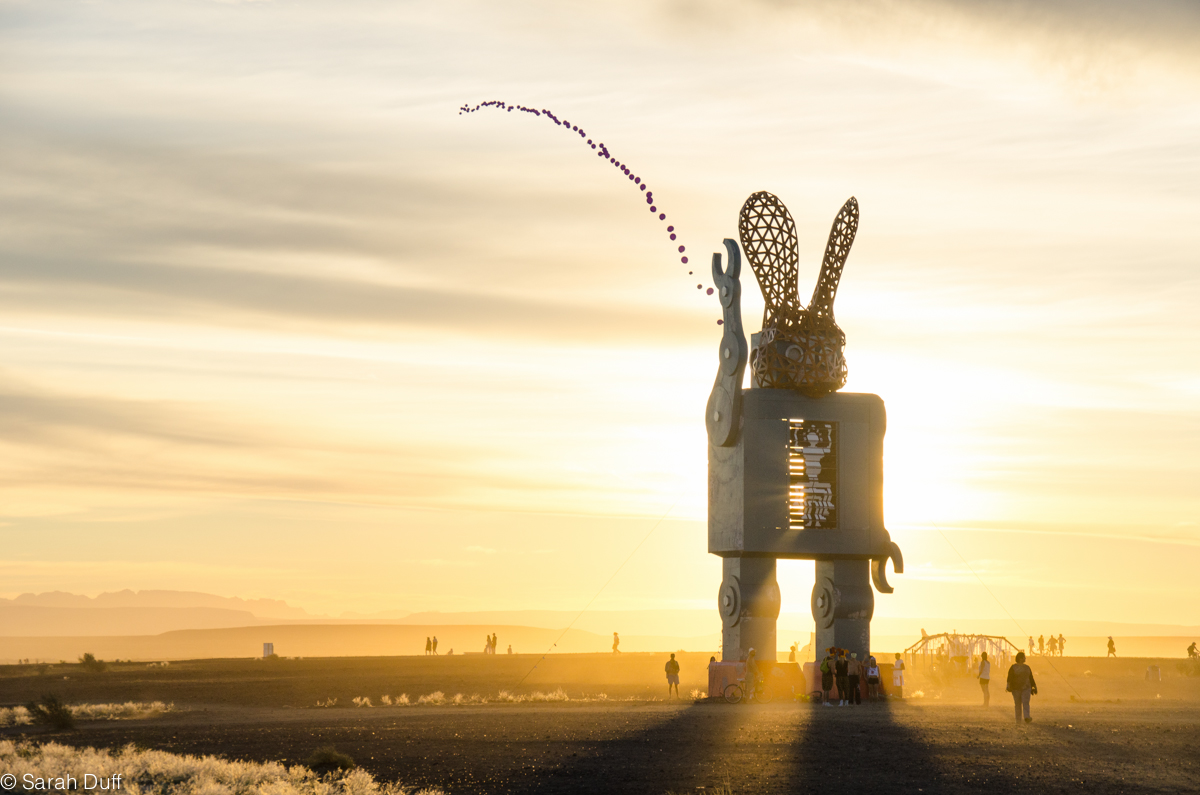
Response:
460,101,721,324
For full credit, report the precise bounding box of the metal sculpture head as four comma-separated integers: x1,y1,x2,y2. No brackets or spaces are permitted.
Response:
738,192,859,397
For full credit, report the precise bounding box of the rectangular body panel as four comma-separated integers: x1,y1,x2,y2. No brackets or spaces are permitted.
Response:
709,389,887,559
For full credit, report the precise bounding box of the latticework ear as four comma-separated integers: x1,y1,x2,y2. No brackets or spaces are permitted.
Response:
738,191,802,332
808,197,859,322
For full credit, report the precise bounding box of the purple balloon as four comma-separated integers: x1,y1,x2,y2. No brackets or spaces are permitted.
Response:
659,213,665,220
667,225,674,232
717,319,724,325
682,256,688,264
706,288,714,295
670,234,676,240
678,245,685,253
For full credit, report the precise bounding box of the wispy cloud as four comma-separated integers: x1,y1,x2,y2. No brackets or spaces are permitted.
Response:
1,0,1198,620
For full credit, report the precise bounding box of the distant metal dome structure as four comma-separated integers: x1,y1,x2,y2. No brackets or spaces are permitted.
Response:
904,631,1021,672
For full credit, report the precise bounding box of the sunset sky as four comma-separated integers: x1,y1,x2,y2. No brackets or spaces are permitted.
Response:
3,1,1199,630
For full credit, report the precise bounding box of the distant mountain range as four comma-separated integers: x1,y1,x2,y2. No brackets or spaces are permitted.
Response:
1,590,315,619
2,591,1197,644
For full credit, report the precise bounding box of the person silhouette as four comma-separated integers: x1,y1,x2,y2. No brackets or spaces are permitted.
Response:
432,635,439,655
425,637,432,656
1037,635,1045,656
664,653,681,698
612,632,621,653
1006,651,1037,724
977,651,991,707
1058,634,1066,656
1107,636,1116,657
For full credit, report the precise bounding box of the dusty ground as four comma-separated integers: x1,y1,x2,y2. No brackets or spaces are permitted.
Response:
4,655,1199,794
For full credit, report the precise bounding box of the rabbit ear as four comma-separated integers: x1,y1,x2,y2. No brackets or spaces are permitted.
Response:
808,197,859,322
738,191,803,331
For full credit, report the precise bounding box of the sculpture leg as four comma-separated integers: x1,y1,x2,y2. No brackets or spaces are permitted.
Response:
811,559,874,660
719,557,780,662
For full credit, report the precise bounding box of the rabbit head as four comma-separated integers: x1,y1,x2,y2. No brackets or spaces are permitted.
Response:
738,192,858,397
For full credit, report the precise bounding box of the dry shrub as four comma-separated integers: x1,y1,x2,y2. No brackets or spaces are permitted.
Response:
306,746,355,774
27,695,75,730
0,706,32,727
491,689,569,704
1,739,444,795
2,702,171,726
416,691,445,706
71,702,173,720
78,653,107,673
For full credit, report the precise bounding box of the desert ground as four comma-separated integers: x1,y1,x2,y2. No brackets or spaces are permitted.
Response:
3,653,1199,794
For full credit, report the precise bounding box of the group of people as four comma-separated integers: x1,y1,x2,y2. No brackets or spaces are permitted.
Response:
1027,633,1067,656
482,632,500,654
817,647,889,706
423,636,439,655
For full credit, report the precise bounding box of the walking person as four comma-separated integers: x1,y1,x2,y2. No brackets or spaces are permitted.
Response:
1107,636,1117,657
1047,636,1057,656
820,649,835,706
846,652,862,705
1058,634,1066,656
835,650,850,707
425,637,432,656
432,635,439,655
1028,636,1034,655
612,632,621,653
1037,634,1045,656
865,655,880,700
664,653,681,698
977,652,991,707
1005,651,1037,724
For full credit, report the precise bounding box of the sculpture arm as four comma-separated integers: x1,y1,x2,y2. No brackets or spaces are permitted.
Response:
706,238,748,447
